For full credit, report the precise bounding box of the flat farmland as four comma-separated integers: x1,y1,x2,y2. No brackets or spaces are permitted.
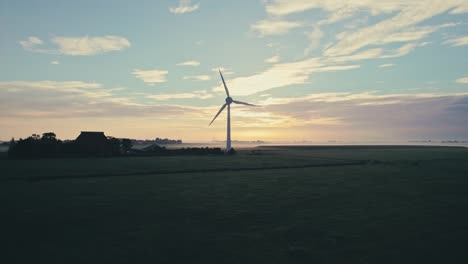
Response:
1,146,468,263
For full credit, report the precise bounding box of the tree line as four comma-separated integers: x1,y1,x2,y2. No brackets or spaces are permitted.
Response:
7,132,232,158
8,132,132,158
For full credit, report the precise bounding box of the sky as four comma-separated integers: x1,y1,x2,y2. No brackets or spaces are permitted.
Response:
1,0,468,142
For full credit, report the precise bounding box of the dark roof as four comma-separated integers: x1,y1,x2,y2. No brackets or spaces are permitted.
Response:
75,131,107,142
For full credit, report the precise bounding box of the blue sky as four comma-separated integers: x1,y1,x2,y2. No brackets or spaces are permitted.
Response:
1,0,468,141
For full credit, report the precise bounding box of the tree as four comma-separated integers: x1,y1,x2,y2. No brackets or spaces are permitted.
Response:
7,138,16,156
40,132,61,156
41,132,57,141
121,138,133,154
107,137,122,156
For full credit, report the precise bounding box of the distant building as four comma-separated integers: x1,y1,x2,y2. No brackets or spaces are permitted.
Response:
75,131,110,156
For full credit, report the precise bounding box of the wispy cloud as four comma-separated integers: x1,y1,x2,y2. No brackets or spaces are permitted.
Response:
304,26,323,54
19,36,43,49
212,58,360,96
50,60,60,65
251,19,303,36
177,60,200,66
325,21,456,57
169,0,199,14
456,77,468,84
379,63,395,68
265,56,280,63
183,75,211,81
211,36,430,97
2,81,468,140
259,1,466,59
20,35,131,56
0,81,102,91
444,36,468,47
132,69,168,84
264,1,468,18
147,90,212,100
0,81,202,120
239,0,468,100
257,92,468,106
251,91,468,139
51,36,130,56
381,43,418,58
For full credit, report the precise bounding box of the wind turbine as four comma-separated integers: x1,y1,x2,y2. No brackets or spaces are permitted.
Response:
209,70,257,153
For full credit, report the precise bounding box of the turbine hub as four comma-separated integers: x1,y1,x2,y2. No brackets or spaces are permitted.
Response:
225,97,233,104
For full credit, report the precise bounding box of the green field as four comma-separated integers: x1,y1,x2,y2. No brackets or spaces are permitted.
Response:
2,146,468,263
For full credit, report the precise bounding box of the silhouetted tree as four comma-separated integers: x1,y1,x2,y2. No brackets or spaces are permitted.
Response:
9,134,42,158
227,148,237,155
41,132,57,141
7,138,16,156
40,132,62,157
8,133,64,158
107,137,122,156
121,138,133,154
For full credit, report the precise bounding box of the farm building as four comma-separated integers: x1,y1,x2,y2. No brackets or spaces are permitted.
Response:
75,131,111,156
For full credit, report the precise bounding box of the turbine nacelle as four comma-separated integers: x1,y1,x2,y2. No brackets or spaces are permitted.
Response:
225,97,233,104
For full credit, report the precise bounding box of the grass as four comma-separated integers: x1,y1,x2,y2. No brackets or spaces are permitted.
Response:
1,146,468,263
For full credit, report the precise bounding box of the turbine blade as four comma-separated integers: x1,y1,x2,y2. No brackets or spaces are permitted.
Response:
209,104,227,126
232,100,258,107
219,70,230,97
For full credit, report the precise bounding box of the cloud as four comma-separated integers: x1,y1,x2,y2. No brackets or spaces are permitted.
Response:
264,0,468,17
231,108,343,128
325,20,455,57
383,43,419,58
210,37,423,97
304,26,323,54
456,77,468,84
379,63,395,68
240,1,467,101
147,90,213,100
259,1,466,58
0,81,204,120
250,91,468,139
50,61,60,65
19,36,43,48
257,92,468,106
20,35,131,56
177,60,201,66
132,69,168,84
2,81,468,141
265,56,280,63
51,36,130,56
183,75,211,81
329,42,416,61
444,36,468,47
0,81,102,91
329,48,384,62
251,19,303,36
212,58,359,96
169,0,199,14
418,42,431,47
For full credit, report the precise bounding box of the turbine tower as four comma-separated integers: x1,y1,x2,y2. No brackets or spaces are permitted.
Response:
209,70,257,153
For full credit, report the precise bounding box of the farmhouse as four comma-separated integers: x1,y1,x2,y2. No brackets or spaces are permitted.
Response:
75,131,111,155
